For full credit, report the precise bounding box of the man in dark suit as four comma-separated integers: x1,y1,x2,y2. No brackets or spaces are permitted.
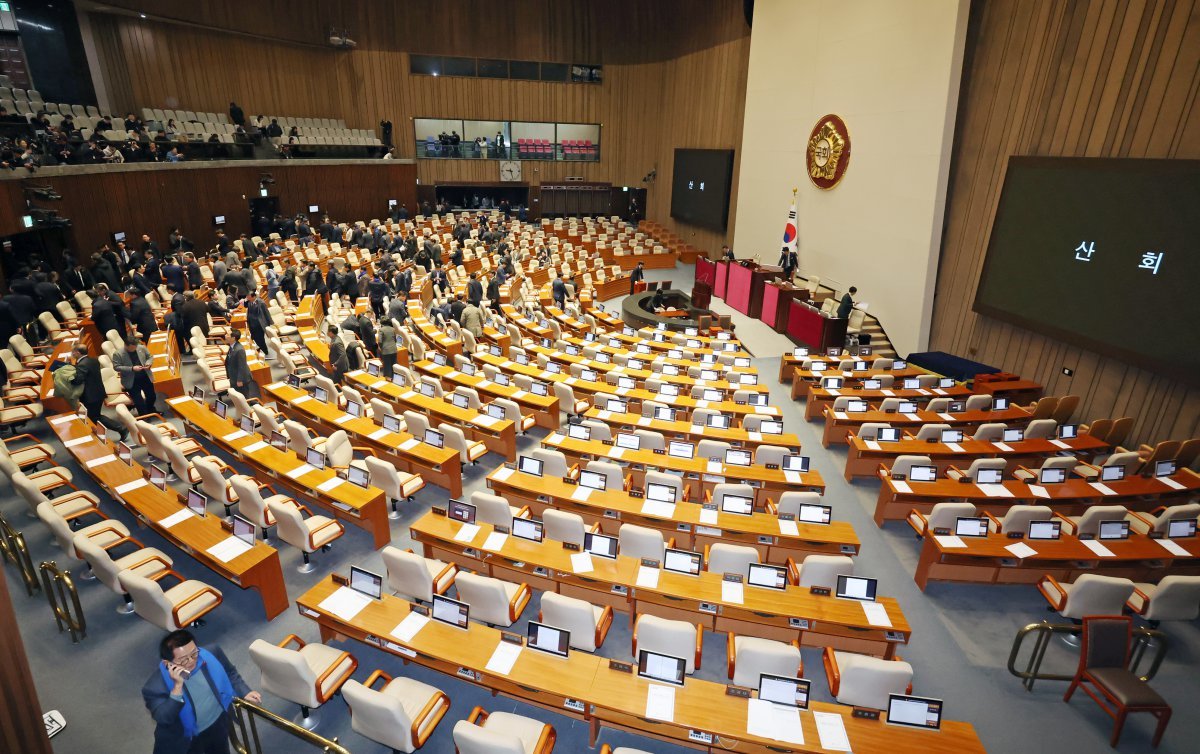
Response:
430,265,449,295
145,255,163,288
552,273,567,310
228,102,246,127
367,274,389,318
66,263,95,293
183,253,203,290
161,257,186,293
327,324,349,382
90,285,127,340
129,264,154,296
318,217,337,244
243,291,272,357
837,286,857,319
141,234,160,257
179,291,210,341
128,288,157,342
778,247,798,281
223,329,252,396
486,273,501,313
70,344,110,427
357,313,378,356
466,272,484,307
630,261,645,295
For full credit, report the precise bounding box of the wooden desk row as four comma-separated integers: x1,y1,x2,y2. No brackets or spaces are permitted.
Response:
805,385,974,421
413,358,560,430
581,406,800,453
778,354,926,383
821,405,1035,447
48,413,289,619
843,434,1109,481
298,576,984,753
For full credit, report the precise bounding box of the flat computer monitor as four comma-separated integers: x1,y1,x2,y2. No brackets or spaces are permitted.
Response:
349,566,383,599
518,456,543,477
903,378,921,389
877,428,901,443
740,374,759,386
747,563,788,589
938,378,955,388
584,531,618,558
663,364,680,376
544,362,561,374
845,400,869,413
735,357,751,367
760,420,783,435
793,347,809,357
783,454,810,473
214,400,228,419
854,360,869,371
487,403,505,420
531,382,549,397
720,494,753,516
909,465,938,482
655,406,676,422
567,423,591,441
811,361,828,372
607,399,628,414
637,650,686,686
616,433,641,450
1098,520,1130,540
822,377,843,390
448,499,476,524
1027,520,1062,540
975,468,1004,484
707,414,731,429
347,465,370,488
797,504,832,524
940,429,964,444
749,393,768,406
149,464,168,489
702,389,722,402
419,382,436,398
663,548,702,576
240,415,256,434
392,371,408,386
424,429,445,449
313,385,329,403
1155,460,1177,478
186,489,208,516
526,621,570,658
346,401,363,418
433,352,448,367
1167,519,1197,539
270,430,287,450
431,594,470,629
955,517,990,537
836,575,878,601
231,515,256,545
1001,429,1025,444
827,347,842,357
490,344,503,357
580,369,598,383
659,384,679,397
896,400,918,413
759,674,811,710
308,204,319,213
646,483,677,504
306,448,326,468
863,379,882,390
948,400,965,412
450,393,469,410
667,441,694,459
725,449,752,467
117,441,133,465
1039,466,1067,484
579,470,607,491
1100,465,1126,482
112,231,126,243
564,345,579,356
993,396,1010,410
512,517,544,542
461,363,476,376
287,374,301,388
382,414,402,433
1058,424,1078,439
886,694,943,730
892,360,907,370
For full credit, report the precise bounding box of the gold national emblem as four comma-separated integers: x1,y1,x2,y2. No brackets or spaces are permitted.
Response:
806,114,851,190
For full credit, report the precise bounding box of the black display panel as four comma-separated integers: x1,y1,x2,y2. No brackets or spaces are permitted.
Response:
973,157,1200,383
670,149,735,231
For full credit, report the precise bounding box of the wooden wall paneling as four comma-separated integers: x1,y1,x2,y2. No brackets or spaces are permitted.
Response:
0,569,52,754
931,0,1200,448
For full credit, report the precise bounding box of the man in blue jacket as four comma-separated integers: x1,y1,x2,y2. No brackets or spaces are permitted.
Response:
142,630,261,754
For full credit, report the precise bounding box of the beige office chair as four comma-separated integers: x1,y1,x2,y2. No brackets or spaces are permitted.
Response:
283,419,325,455
454,571,530,627
0,434,54,470
887,455,933,480
531,448,574,478
632,614,702,673
971,422,1006,441
1074,451,1142,481
1127,576,1200,626
495,398,535,433
709,483,756,515
907,501,977,538
1038,573,1136,626
74,532,173,614
542,509,593,547
1127,503,1200,536
964,394,993,412
193,456,239,518
985,504,1054,535
1013,455,1076,482
441,424,487,464
770,490,822,519
249,635,357,730
789,554,854,590
1056,504,1130,539
365,457,424,520
643,470,688,503
753,444,788,467
381,546,456,603
117,571,223,630
267,500,345,573
705,542,759,576
856,423,891,441
341,670,449,753
945,457,1006,482
912,423,951,442
726,633,803,688
554,383,589,418
470,491,527,529
1024,419,1058,439
696,439,731,462
452,707,556,754
36,501,126,577
823,649,914,709
579,419,611,442
585,460,625,491
538,592,613,652
618,523,667,562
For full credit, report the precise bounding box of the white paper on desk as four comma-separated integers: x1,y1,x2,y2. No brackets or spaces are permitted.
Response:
833,412,849,420
446,370,460,379
994,442,1015,452
946,442,965,453
860,440,881,452
346,370,364,379
892,480,913,494
492,467,515,483
1159,477,1186,491
1080,539,1115,557
293,395,312,404
334,414,354,425
86,454,118,468
933,388,947,396
485,641,522,676
642,500,675,518
935,535,967,549
695,399,709,408
482,532,508,551
547,433,564,444
565,377,577,386
699,508,719,525
1028,484,1050,499
570,552,594,573
755,406,779,415
266,382,285,391
881,389,895,397
637,416,653,427
207,535,255,563
977,483,1014,498
369,428,390,441
474,414,498,428
569,486,593,502
780,470,803,485
158,508,195,528
286,463,316,479
636,565,660,589
609,447,626,459
1155,538,1189,556
399,438,421,451
391,611,429,642
778,519,799,537
453,523,481,543
903,413,921,421
748,431,763,442
317,586,372,621
512,390,528,399
938,413,956,421
116,478,150,495
477,379,492,388
63,436,93,448
243,441,269,453
862,601,892,627
916,388,930,396
813,710,853,751
707,460,724,474
220,428,250,442
747,698,804,745
1006,542,1038,559
51,415,77,426
722,580,744,604
826,388,841,396
317,477,344,492
167,396,189,406
1049,439,1070,449
1088,482,1118,496
645,684,676,723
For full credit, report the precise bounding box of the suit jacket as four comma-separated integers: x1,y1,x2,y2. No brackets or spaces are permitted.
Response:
467,279,484,304
68,267,95,292
143,646,249,754
162,264,186,292
180,299,210,336
129,297,157,337
246,299,271,332
224,341,252,385
111,345,153,389
71,355,106,403
327,338,349,377
91,296,126,337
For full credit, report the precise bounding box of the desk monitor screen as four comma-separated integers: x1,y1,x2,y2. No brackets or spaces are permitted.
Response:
654,406,676,422
392,372,407,387
431,594,470,629
545,362,562,374
688,340,704,350
948,400,966,412
909,465,938,482
659,384,680,397
494,373,511,387
669,350,686,360
703,389,723,402
1058,424,1078,439
836,575,878,602
419,382,436,398
307,204,319,213
616,433,641,450
567,423,591,441
306,448,326,468
627,358,644,370
877,428,901,443
662,364,681,376
793,347,809,357
896,401,918,413
938,378,956,388
748,562,787,589
580,369,599,383
664,548,702,576
863,379,882,390
388,199,397,207
450,393,469,410
461,363,477,376
270,430,287,451
526,621,570,658
759,674,811,709
1039,466,1067,484
892,360,908,370
618,377,636,390
1003,428,1025,443
232,515,256,545
783,454,810,472
685,327,699,336
976,468,1004,484
368,362,381,377
827,347,843,357
149,464,168,489
191,386,206,402
490,344,504,357
565,345,579,356
940,429,965,444
749,393,768,406
646,482,677,504
811,361,828,372
955,517,990,537
349,566,383,599
846,400,869,413
448,499,476,524
822,377,843,390
347,465,370,488
993,396,1010,411
239,416,256,434
1098,520,1130,540
1155,460,1177,478
313,386,329,403
798,504,832,524
637,650,686,686
117,441,134,465
516,352,530,365
1100,464,1126,482
433,353,448,367
346,401,363,418
725,449,752,467
636,344,651,354
607,399,628,414
667,441,694,459
1167,519,1197,539
423,429,445,449
186,489,208,516
854,360,869,371
518,456,543,477
887,694,943,730
760,420,784,435
594,350,610,362
214,400,228,419
707,414,731,429
584,531,618,559
512,517,544,542
720,494,754,516
579,470,607,491
1027,520,1062,540
531,382,549,397
287,374,301,388
700,369,719,381
735,357,752,368
903,378,921,389
382,414,402,433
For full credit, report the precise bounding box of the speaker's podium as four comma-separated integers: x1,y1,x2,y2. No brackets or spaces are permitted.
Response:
725,262,783,318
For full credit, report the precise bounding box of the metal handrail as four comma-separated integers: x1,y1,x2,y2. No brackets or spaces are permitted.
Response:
1008,620,1168,691
0,512,40,596
39,560,86,643
227,697,350,754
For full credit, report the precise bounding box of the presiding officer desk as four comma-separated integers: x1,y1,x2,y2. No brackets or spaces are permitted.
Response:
297,576,982,753
804,384,973,421
165,396,391,548
485,465,859,562
843,433,1109,481
821,404,1036,447
411,511,909,657
49,413,290,619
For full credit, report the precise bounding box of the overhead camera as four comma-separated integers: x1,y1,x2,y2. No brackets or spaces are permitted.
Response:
28,207,71,228
24,185,61,200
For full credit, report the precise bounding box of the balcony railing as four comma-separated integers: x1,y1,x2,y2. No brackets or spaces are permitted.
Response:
416,139,599,162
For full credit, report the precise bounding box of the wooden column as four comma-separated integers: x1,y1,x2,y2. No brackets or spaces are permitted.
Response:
0,570,53,754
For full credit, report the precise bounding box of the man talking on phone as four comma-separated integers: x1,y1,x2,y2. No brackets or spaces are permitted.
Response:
143,630,261,753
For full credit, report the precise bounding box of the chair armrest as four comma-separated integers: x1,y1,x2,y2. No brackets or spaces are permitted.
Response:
945,464,964,477
1052,512,1077,534
171,585,222,628
666,537,676,550
905,509,929,537
1126,587,1151,615
86,524,131,548
786,557,800,585
1015,465,1035,477
1074,460,1100,474
432,562,457,594
623,475,633,492
350,445,374,455
3,433,42,447
823,646,840,696
532,723,556,754
568,463,580,479
123,551,173,574
594,604,613,648
726,632,736,679
410,690,450,748
983,511,1004,532
293,504,312,517
1036,575,1068,612
878,463,890,478
306,518,345,551
363,669,392,690
466,705,488,725
600,746,614,754
313,651,356,703
1126,511,1156,534
682,484,691,502
694,624,703,670
508,583,531,622
277,633,306,650
704,488,712,503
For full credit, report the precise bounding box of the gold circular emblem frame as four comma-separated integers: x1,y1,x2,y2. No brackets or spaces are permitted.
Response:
806,114,851,190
